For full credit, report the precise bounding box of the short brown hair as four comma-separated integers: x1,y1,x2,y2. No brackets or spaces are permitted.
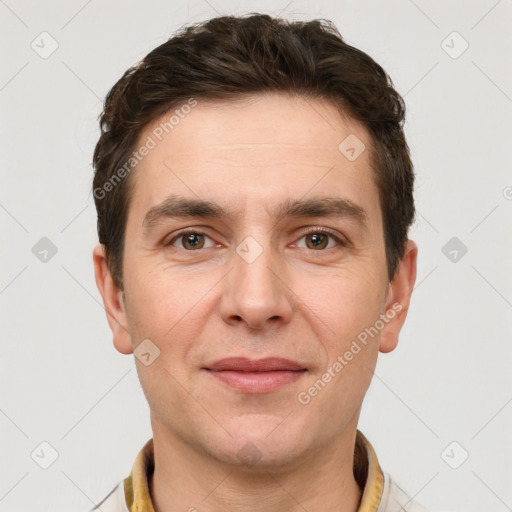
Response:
93,13,414,289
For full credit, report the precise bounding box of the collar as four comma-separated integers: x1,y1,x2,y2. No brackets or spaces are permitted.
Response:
123,430,384,512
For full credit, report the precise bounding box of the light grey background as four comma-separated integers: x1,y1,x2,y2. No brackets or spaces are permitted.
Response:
1,1,511,511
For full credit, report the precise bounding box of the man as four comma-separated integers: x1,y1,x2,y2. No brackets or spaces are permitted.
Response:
91,13,428,512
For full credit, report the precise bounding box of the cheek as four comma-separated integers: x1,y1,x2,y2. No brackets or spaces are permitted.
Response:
296,267,386,343
123,263,204,346
301,273,382,413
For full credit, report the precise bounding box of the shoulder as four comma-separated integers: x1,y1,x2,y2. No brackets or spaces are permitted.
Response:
87,481,129,512
377,472,449,512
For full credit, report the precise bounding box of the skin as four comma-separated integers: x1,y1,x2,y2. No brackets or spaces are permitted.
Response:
93,92,417,512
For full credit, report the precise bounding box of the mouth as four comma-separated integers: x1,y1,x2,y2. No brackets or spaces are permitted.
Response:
202,357,307,393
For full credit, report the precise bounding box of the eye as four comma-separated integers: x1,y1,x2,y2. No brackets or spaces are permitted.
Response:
165,228,344,252
295,228,344,250
167,230,216,250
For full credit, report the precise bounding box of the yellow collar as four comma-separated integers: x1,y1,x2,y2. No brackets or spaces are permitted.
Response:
124,430,384,512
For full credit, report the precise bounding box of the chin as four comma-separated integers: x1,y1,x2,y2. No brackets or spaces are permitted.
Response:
207,414,310,470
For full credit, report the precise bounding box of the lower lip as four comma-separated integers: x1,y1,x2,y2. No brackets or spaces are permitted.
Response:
206,369,306,393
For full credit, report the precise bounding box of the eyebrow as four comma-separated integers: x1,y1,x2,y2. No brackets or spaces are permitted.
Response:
141,194,368,235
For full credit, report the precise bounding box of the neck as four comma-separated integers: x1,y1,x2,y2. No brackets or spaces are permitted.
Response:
149,424,363,512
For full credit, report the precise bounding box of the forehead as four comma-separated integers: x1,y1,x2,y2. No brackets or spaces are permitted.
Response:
127,92,381,229
142,92,367,157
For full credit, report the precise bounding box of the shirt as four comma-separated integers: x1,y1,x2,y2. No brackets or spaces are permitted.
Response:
90,430,431,512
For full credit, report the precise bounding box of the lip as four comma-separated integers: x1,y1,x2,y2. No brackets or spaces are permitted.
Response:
206,357,306,372
203,357,307,393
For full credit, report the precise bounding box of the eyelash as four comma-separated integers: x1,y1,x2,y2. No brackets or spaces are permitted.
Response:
165,227,346,250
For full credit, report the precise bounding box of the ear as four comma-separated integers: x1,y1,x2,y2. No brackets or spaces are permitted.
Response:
92,244,133,355
379,240,418,354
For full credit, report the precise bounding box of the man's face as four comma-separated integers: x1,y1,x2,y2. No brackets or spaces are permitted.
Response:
95,92,416,467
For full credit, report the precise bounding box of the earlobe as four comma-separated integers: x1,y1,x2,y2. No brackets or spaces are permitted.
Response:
92,244,134,355
379,240,418,354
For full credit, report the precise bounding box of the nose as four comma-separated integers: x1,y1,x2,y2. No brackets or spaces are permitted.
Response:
219,238,293,330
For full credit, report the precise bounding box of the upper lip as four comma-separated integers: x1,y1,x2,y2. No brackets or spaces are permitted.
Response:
204,357,306,372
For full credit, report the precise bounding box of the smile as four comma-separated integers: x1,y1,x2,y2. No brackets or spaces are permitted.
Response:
203,357,307,393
